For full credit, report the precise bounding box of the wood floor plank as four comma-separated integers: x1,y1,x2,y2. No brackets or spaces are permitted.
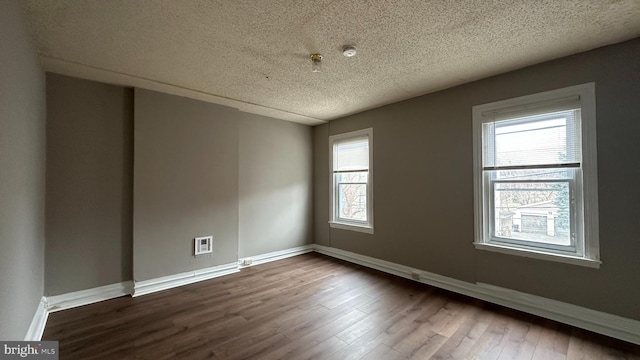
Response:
429,304,497,360
359,343,407,360
531,320,572,360
287,336,347,360
281,295,373,340
252,309,366,359
219,333,290,360
495,316,534,360
42,253,640,359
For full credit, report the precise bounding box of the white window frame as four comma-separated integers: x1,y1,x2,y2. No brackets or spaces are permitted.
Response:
329,128,374,234
472,83,600,268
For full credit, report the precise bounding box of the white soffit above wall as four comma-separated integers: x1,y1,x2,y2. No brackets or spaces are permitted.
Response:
22,0,640,125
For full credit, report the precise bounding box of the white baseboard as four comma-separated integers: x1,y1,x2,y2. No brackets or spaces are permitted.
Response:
24,297,48,341
47,281,133,313
239,244,314,268
474,282,640,345
25,281,132,341
21,245,314,340
313,244,640,345
26,244,639,344
133,262,239,297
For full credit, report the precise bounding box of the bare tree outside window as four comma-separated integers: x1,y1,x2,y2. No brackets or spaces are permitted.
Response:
337,172,367,221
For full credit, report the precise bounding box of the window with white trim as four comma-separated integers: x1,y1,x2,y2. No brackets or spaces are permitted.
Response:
472,83,600,267
329,128,373,234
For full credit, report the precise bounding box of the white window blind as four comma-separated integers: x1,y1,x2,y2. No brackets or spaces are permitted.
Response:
334,136,369,172
482,102,582,170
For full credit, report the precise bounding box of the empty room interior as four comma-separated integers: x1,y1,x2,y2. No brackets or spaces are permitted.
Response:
2,0,640,358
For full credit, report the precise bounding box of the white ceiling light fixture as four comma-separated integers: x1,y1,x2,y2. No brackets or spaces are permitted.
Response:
310,54,323,73
342,45,357,57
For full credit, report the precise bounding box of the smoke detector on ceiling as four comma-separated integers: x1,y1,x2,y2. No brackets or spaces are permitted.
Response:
342,45,357,57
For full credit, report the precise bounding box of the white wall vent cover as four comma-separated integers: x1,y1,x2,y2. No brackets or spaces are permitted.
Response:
194,236,213,255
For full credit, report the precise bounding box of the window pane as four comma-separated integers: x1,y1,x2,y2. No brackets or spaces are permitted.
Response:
338,183,367,222
483,110,581,168
337,172,368,183
494,182,570,246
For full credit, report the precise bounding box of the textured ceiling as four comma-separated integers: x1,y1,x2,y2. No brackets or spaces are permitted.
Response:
21,0,640,125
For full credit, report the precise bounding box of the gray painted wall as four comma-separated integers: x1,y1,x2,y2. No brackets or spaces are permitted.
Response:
313,38,640,320
313,124,330,248
41,79,314,286
45,73,133,296
133,89,240,281
0,0,46,339
238,114,313,258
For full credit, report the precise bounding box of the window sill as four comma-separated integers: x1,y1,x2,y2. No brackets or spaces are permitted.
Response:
329,221,374,234
473,242,601,268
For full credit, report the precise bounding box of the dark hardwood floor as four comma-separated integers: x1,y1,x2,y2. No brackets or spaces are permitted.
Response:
43,253,640,359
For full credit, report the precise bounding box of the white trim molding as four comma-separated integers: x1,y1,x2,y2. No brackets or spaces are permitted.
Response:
238,244,314,269
313,244,640,345
473,242,601,269
475,283,640,346
328,221,374,234
47,281,133,313
24,297,48,341
133,262,239,297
